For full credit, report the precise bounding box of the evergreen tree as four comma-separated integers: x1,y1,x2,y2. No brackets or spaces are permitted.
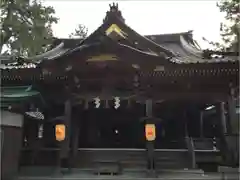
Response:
0,0,58,57
69,24,88,39
218,0,239,52
204,0,239,51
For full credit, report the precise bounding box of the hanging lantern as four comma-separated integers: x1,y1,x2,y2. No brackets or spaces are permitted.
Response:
55,124,66,141
145,124,156,141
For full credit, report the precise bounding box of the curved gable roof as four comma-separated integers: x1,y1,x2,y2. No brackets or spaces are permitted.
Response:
0,3,238,67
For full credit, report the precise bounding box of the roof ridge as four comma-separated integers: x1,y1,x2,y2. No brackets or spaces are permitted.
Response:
144,31,192,37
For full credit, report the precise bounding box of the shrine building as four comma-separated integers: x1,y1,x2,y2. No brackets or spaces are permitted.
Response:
0,3,239,179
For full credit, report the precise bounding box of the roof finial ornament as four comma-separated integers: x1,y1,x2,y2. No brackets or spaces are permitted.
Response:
109,2,118,12
104,2,125,23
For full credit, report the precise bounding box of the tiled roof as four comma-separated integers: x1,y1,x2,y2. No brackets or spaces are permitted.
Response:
0,42,69,69
145,31,191,43
0,31,238,68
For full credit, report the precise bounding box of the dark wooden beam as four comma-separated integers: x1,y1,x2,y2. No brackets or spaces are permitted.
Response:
146,92,228,102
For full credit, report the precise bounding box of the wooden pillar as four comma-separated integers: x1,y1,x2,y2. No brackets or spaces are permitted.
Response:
216,102,230,164
219,102,227,134
24,116,39,165
227,94,237,134
70,110,81,168
57,99,71,172
183,110,189,137
200,111,204,138
145,99,156,177
183,107,196,169
226,88,239,166
146,99,152,117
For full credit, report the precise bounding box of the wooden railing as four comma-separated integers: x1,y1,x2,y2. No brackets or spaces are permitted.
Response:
193,138,219,150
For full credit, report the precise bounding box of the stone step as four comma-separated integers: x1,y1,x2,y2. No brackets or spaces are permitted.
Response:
20,166,240,180
16,173,222,180
19,167,203,174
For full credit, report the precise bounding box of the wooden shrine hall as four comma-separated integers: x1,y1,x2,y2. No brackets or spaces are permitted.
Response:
0,3,239,179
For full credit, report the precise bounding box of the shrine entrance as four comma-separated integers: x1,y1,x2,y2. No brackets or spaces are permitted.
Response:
72,100,193,172
72,105,146,172
78,103,145,149
74,100,200,150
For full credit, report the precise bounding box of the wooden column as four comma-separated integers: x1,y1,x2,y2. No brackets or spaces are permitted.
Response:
183,110,189,137
24,115,39,165
216,102,230,164
70,109,81,168
183,107,196,169
227,93,237,134
226,87,239,166
145,99,156,177
219,102,227,134
57,99,72,172
200,111,204,138
146,99,152,117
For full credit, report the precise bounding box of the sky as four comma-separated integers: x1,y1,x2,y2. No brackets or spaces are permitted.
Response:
43,0,225,49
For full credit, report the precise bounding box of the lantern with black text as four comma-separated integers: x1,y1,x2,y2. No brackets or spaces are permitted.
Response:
55,124,66,141
145,124,156,141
